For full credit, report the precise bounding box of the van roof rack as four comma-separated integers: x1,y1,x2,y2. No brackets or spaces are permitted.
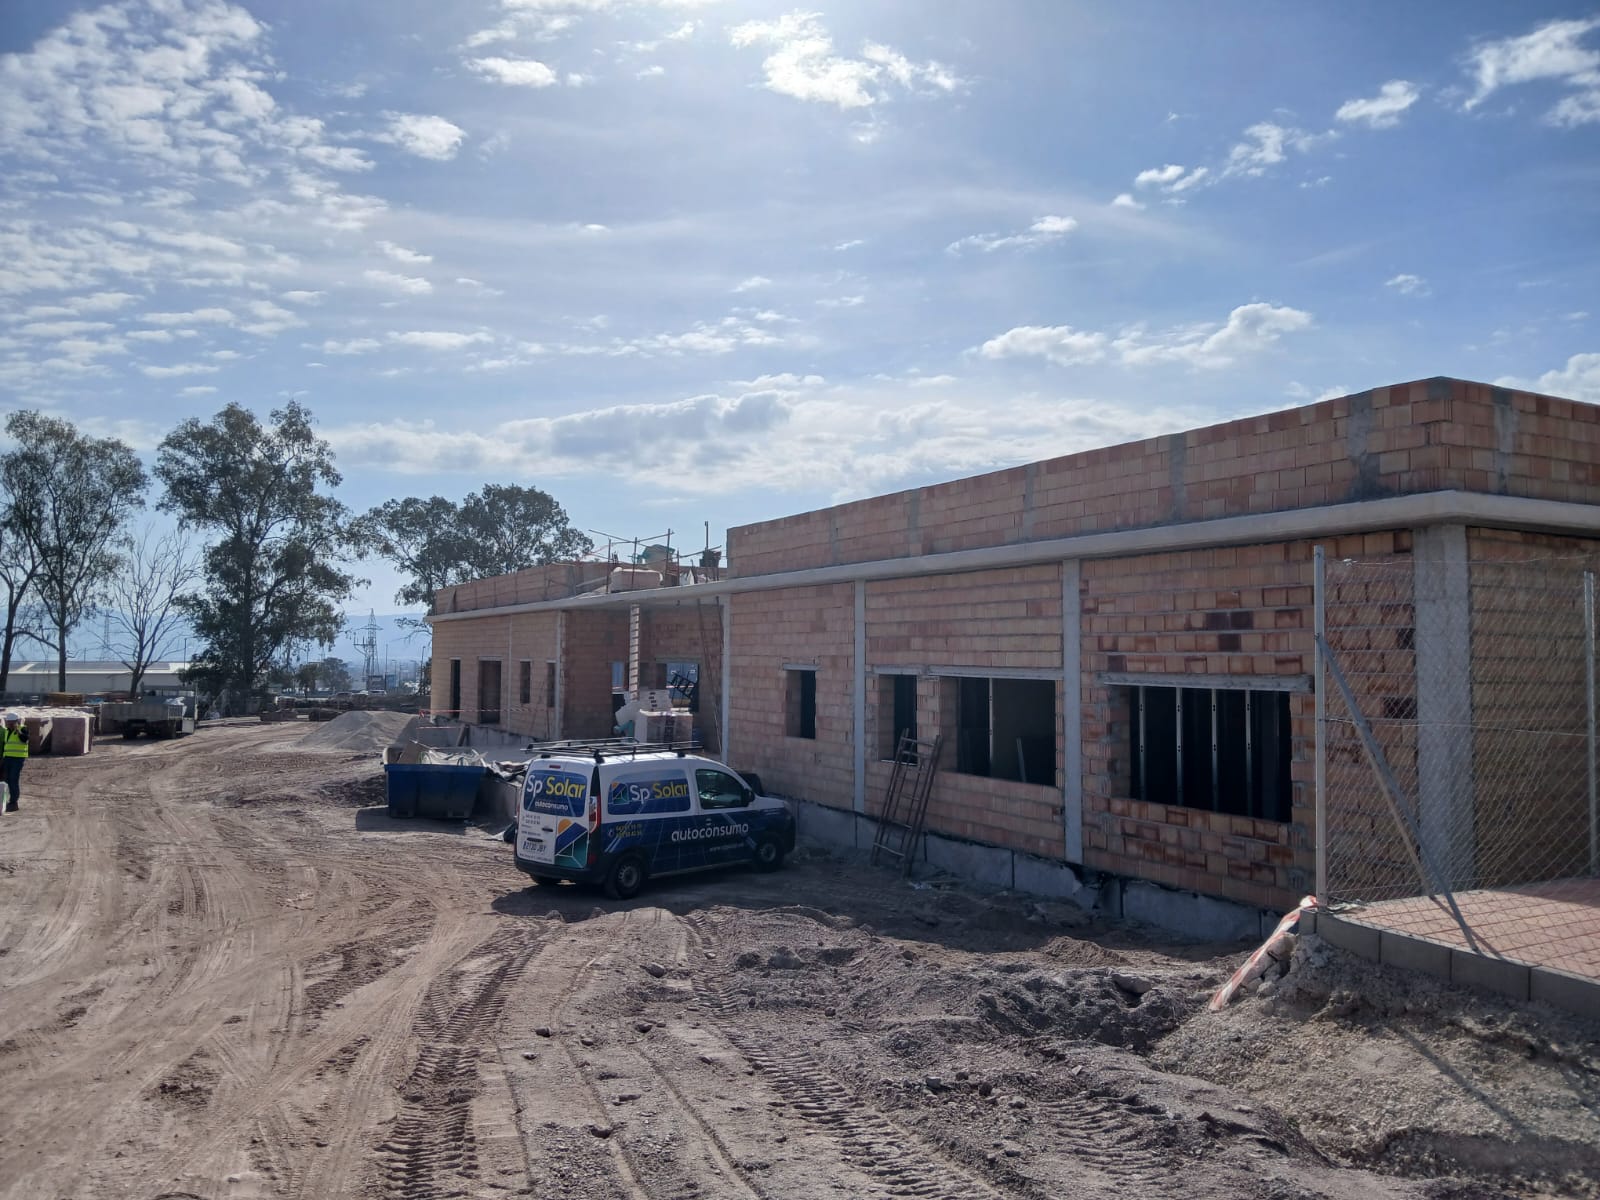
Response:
528,737,703,763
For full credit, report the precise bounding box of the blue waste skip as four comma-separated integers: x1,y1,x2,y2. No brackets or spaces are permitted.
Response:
384,762,484,820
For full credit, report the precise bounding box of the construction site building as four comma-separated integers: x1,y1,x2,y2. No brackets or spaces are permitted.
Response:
429,377,1600,928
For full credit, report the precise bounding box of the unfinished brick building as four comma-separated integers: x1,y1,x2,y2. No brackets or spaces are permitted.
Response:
429,377,1600,929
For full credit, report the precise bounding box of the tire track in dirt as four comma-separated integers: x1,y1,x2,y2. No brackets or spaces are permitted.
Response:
682,910,1010,1200
501,915,677,1200
370,924,543,1200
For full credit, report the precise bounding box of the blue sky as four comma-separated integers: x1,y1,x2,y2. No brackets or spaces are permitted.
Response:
1,0,1598,615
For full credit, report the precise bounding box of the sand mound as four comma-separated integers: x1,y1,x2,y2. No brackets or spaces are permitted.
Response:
298,709,416,754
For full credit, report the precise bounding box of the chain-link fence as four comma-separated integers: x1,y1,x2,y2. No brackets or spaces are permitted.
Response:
1317,550,1599,959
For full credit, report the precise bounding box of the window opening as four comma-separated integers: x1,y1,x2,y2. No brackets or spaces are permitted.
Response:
1128,685,1291,822
519,660,532,706
878,674,918,760
786,668,817,739
478,659,502,725
948,676,1055,784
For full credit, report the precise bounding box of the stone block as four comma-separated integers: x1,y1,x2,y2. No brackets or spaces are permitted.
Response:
1378,930,1451,981
1121,880,1264,942
1012,854,1086,904
1314,914,1382,961
1449,949,1531,1002
793,798,861,851
922,833,1015,890
1529,965,1600,1020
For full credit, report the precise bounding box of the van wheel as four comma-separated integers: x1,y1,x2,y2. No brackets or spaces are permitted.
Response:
605,854,647,900
753,835,784,872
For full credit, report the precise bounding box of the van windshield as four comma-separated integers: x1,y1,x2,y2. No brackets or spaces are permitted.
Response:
524,767,589,818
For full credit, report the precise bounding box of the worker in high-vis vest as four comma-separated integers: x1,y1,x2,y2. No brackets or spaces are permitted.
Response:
1,712,27,813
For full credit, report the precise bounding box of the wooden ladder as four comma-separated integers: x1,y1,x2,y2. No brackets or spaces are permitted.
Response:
870,732,944,876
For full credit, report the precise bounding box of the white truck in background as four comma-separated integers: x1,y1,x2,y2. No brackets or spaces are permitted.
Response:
98,698,195,740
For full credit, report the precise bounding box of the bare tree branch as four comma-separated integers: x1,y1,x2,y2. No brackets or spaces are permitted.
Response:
105,525,203,697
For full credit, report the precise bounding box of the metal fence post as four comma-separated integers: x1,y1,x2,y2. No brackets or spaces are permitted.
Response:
1587,571,1596,876
1314,545,1327,902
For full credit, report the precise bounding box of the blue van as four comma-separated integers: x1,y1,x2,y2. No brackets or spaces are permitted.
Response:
513,749,796,899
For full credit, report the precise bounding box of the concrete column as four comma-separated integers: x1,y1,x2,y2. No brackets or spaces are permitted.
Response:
553,610,566,741
1062,559,1083,863
720,594,732,766
627,604,641,693
854,580,866,815
1414,523,1474,888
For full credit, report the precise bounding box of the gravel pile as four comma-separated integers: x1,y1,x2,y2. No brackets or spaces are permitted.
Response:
298,710,416,754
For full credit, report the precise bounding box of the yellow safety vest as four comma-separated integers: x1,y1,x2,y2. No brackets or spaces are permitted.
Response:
2,726,27,759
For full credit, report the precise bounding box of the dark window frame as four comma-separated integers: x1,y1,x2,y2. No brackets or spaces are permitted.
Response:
1126,684,1293,823
519,660,532,706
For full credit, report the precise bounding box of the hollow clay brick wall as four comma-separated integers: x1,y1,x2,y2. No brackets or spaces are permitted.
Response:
1075,535,1414,912
725,584,855,804
728,379,1600,578
861,565,1067,859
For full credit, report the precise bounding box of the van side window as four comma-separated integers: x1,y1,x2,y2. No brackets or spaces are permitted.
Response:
696,769,749,810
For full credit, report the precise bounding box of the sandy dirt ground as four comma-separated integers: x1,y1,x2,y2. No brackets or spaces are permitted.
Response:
0,721,1596,1200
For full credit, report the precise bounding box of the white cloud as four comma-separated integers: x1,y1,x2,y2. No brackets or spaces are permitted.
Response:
1464,16,1600,125
1111,193,1143,210
382,113,467,160
667,21,697,40
1385,273,1430,296
20,320,114,338
238,299,301,335
732,275,771,292
281,289,325,304
835,238,865,251
1135,164,1186,188
140,362,219,378
947,214,1077,254
1336,80,1420,128
979,326,1109,366
1287,381,1350,403
1224,123,1291,177
322,337,381,355
1497,353,1600,404
729,13,960,111
364,269,433,295
142,308,235,325
325,371,1200,504
1134,163,1210,195
389,330,494,350
637,65,666,79
180,385,218,396
982,302,1313,371
468,56,560,87
817,295,865,309
378,241,433,264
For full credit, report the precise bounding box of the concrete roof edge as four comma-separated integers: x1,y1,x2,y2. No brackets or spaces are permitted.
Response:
426,490,1600,625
